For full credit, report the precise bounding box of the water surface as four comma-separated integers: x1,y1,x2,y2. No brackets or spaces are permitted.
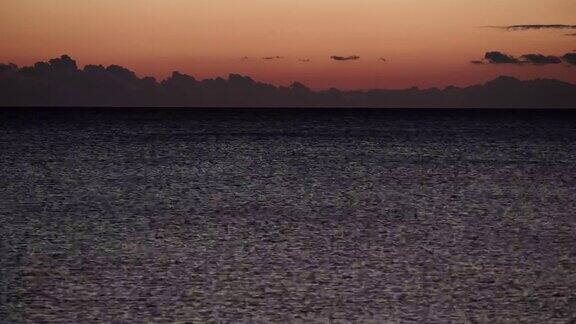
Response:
1,108,575,322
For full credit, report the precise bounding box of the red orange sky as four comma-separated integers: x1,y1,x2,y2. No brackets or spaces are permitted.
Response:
1,0,575,89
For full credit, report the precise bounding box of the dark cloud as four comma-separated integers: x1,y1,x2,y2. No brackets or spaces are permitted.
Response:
520,54,562,65
105,64,138,82
330,55,360,61
0,63,18,73
566,33,576,36
298,59,311,62
379,58,387,62
2,55,576,108
488,24,576,31
484,52,522,64
48,55,78,72
479,51,575,66
563,53,576,65
262,56,283,60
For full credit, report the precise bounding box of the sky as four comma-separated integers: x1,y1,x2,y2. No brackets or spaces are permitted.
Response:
1,0,575,89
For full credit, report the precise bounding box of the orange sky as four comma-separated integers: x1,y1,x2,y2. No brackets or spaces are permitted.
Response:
1,0,575,89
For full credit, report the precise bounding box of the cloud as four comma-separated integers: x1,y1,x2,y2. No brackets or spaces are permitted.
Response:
520,54,562,65
298,58,311,62
379,57,387,62
49,55,78,71
331,55,360,61
563,53,576,65
487,24,576,31
262,56,283,60
484,51,522,64
2,55,576,107
475,51,576,66
566,33,576,36
0,63,18,73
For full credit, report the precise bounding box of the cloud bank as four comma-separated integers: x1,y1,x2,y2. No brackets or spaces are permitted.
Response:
1,55,576,108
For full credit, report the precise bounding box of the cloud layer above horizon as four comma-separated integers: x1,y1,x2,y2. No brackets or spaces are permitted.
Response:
2,55,576,107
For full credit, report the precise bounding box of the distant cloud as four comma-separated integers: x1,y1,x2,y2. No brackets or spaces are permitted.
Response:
566,33,576,36
379,57,387,62
563,53,576,65
298,58,311,62
0,63,18,72
262,56,283,60
484,51,522,64
331,55,360,61
521,54,562,65
474,51,576,66
486,24,576,31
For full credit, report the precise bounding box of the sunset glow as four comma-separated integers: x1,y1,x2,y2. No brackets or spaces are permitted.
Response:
2,0,575,89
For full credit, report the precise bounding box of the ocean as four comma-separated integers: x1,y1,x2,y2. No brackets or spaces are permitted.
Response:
1,108,575,322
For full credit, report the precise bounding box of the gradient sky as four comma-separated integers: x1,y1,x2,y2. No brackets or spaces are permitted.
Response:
2,0,575,89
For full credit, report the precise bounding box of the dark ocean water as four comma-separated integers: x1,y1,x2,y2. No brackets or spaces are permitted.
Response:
1,108,576,323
